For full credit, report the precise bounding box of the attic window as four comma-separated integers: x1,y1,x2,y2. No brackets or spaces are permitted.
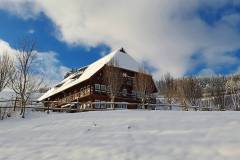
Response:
55,83,64,88
71,74,81,80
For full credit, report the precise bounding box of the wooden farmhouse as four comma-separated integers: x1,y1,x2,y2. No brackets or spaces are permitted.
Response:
38,48,157,110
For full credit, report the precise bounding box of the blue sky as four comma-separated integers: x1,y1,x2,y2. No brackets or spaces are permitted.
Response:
0,0,240,82
0,10,110,70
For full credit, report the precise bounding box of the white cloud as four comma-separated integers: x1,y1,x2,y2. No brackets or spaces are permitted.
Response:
0,0,240,77
0,39,16,53
0,39,70,86
0,0,40,19
99,51,106,57
198,69,216,77
28,29,35,34
34,51,70,85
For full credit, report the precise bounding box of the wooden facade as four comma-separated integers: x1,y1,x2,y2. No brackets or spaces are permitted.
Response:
44,66,157,110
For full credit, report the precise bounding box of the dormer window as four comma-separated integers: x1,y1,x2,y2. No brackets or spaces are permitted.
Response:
55,83,64,88
71,74,81,80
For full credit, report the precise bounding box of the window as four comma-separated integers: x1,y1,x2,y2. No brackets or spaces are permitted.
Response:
55,82,64,88
126,79,132,86
95,84,100,91
101,101,106,108
101,85,106,92
95,100,101,109
123,104,127,109
122,89,127,96
71,74,81,80
123,73,127,77
116,103,127,109
106,103,111,109
107,85,111,93
132,90,136,97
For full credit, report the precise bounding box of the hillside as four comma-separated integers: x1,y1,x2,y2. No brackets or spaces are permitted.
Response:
1,111,240,160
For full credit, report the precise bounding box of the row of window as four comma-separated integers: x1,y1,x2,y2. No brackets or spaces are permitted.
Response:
94,100,127,109
56,83,139,103
115,104,127,109
94,84,139,97
95,84,127,96
95,100,110,109
95,84,106,92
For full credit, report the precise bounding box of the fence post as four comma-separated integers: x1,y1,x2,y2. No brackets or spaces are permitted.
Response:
13,97,17,111
47,103,50,114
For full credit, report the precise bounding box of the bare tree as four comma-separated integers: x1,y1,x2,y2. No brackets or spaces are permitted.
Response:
11,38,43,118
134,67,155,109
176,77,202,110
207,76,226,110
157,73,176,109
0,52,14,92
103,59,123,109
225,75,240,111
0,53,14,120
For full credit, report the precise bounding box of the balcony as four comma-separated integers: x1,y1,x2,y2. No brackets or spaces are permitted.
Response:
53,88,91,106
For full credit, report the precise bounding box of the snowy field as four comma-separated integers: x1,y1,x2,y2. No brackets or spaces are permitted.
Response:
1,111,240,160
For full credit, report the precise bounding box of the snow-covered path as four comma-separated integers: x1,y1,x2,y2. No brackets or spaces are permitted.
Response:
1,111,240,160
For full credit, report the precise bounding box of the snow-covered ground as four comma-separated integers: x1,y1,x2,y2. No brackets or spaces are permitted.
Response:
1,111,240,160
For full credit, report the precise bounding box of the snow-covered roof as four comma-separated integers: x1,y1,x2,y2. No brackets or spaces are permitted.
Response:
38,48,140,101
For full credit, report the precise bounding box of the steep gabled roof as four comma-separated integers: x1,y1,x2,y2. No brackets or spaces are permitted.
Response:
38,48,140,101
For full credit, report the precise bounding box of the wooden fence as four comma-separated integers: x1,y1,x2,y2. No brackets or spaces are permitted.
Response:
0,98,219,113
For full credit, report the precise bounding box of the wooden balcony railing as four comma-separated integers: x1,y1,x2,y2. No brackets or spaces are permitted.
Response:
54,89,91,106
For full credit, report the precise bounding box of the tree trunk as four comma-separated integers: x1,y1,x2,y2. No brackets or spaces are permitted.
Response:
47,103,51,114
141,99,145,109
20,104,23,115
22,105,25,118
182,100,188,111
20,96,26,118
111,96,115,109
168,99,172,110
13,97,17,111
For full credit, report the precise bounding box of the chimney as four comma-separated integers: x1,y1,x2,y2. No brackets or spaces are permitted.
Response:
119,47,126,54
